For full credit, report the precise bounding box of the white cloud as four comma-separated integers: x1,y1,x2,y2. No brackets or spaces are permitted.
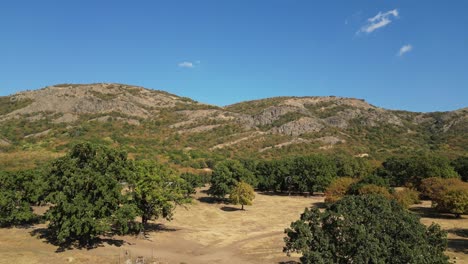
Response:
178,61,194,68
358,9,399,34
398,44,413,56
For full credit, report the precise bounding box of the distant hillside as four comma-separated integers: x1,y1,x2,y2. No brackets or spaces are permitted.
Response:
0,83,466,170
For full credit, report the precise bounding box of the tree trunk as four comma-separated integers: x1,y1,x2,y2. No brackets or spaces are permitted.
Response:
241,204,244,210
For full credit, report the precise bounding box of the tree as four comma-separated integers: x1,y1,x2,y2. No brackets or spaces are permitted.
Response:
437,188,468,218
324,177,357,203
130,160,191,226
346,174,389,195
0,169,45,227
208,160,255,199
334,155,372,178
290,155,337,195
229,181,255,210
452,156,468,182
379,155,459,187
284,195,449,264
45,143,135,246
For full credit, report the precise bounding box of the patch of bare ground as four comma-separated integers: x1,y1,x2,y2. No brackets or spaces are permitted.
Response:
0,191,466,263
411,200,468,263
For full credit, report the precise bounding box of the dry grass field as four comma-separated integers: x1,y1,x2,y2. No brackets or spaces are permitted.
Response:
0,188,466,264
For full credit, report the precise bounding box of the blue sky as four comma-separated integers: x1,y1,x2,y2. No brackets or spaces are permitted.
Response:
1,1,467,112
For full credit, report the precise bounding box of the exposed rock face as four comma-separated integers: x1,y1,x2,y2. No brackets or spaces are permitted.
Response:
252,106,306,126
2,83,199,122
0,83,466,153
272,117,324,136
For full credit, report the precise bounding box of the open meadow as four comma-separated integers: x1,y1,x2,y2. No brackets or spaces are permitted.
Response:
0,187,466,264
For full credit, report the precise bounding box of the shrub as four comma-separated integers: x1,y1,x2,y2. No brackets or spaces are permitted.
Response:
324,177,357,203
284,195,449,263
358,184,393,199
393,188,420,209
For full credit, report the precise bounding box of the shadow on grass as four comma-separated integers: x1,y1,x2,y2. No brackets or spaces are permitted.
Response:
448,228,468,238
447,238,468,253
220,206,242,212
143,223,178,233
197,196,220,204
258,191,324,197
30,227,127,252
409,205,458,219
279,261,300,264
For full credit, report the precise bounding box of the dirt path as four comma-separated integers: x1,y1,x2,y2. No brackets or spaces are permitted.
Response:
0,191,466,264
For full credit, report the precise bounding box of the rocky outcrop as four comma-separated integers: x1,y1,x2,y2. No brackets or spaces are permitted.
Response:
271,117,324,136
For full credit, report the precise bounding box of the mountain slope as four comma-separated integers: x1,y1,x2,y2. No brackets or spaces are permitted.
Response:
0,83,466,170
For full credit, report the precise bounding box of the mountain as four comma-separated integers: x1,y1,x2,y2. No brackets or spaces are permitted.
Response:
0,83,467,170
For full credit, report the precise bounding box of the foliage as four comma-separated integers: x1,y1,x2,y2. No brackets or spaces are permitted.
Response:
452,156,468,182
229,181,255,210
436,188,468,218
208,160,256,199
346,174,389,195
324,177,357,203
378,155,459,187
255,158,292,192
45,143,134,246
393,188,420,209
334,155,372,178
130,160,191,225
289,155,338,194
0,169,47,227
180,172,211,194
420,177,468,217
357,184,393,199
284,195,449,264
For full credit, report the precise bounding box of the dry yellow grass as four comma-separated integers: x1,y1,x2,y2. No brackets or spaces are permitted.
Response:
0,189,466,264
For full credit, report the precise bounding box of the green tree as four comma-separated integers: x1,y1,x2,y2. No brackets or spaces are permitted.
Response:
379,155,459,187
452,156,468,182
45,143,135,246
284,195,449,264
324,177,357,203
229,181,255,210
0,169,45,227
130,161,191,226
437,188,468,218
290,155,337,194
334,155,372,178
208,160,255,199
346,174,389,195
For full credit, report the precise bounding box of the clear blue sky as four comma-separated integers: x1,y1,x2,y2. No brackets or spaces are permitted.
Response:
1,1,467,112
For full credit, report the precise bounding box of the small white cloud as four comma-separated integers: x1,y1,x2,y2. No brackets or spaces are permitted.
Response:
358,9,399,34
178,61,194,68
398,44,413,56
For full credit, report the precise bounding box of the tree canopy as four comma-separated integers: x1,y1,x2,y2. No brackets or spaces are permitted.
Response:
45,143,136,246
229,181,255,210
130,160,191,225
208,160,256,199
284,195,449,264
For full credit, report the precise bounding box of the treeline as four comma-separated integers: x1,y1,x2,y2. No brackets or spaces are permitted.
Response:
208,154,467,198
0,143,194,247
207,154,467,217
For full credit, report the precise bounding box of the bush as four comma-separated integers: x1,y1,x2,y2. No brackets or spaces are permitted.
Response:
393,188,420,209
347,175,389,195
358,184,393,199
284,195,449,263
419,177,462,200
419,177,468,217
324,177,357,203
436,188,468,218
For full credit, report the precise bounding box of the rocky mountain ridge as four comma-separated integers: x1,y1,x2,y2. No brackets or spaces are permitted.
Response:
0,83,466,169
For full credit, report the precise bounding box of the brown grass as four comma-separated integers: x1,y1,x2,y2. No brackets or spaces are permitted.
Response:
0,190,465,264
